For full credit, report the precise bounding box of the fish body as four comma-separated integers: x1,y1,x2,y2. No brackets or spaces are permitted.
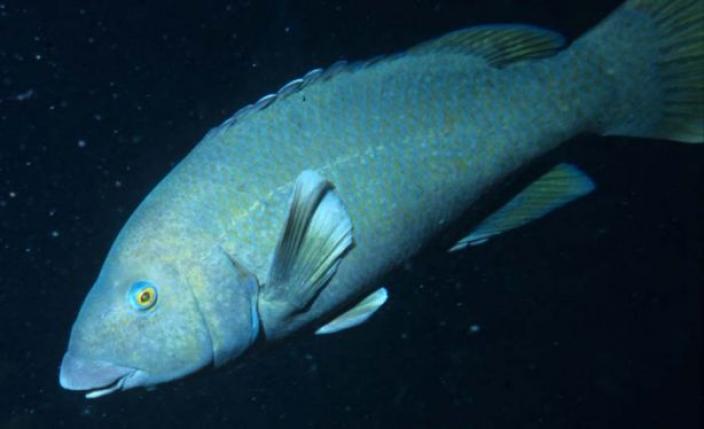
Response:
171,41,588,336
60,0,703,398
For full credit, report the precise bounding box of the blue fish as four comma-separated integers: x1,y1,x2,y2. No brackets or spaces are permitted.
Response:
60,0,702,398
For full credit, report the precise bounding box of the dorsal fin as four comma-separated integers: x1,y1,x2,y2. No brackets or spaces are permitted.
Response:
409,24,565,68
209,24,564,137
217,66,328,129
212,60,370,132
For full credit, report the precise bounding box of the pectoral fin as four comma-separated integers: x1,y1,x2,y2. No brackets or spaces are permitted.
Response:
316,288,388,335
261,170,354,325
450,163,595,251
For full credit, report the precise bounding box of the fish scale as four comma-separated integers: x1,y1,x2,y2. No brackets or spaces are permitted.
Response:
60,0,703,397
110,45,634,325
164,52,599,331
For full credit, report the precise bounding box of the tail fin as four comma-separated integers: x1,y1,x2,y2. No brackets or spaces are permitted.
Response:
581,0,703,143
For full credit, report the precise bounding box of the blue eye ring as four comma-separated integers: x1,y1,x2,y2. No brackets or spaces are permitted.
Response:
128,281,158,311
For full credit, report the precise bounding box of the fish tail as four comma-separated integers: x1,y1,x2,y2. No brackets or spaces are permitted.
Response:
576,0,703,143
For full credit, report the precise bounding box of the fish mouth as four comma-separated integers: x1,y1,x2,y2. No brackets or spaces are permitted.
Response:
82,372,131,399
59,352,141,399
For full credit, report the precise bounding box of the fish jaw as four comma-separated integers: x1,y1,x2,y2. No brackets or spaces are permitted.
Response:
59,352,144,399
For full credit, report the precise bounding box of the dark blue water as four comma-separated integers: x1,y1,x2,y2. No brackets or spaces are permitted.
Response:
0,1,701,428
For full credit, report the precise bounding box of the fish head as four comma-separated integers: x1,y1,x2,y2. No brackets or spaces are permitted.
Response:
59,231,261,398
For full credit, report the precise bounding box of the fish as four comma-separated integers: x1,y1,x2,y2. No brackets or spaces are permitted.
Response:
59,0,703,398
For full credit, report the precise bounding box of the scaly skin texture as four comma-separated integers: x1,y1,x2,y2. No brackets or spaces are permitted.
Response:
133,19,648,340
66,0,685,390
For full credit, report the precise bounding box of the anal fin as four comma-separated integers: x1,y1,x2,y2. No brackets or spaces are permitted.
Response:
449,163,595,251
315,288,388,335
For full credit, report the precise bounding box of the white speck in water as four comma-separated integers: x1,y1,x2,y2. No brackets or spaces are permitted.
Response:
468,324,481,334
77,139,86,148
50,230,60,238
14,89,35,101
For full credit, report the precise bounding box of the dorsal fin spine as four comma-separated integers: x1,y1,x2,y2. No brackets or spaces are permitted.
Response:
409,24,565,67
213,24,565,133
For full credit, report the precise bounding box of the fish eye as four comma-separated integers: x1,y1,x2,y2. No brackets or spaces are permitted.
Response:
128,281,158,311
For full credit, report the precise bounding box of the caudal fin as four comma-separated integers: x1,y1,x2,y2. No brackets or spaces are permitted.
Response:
627,0,703,143
585,0,703,143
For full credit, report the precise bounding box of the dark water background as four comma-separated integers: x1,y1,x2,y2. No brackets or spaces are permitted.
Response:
0,0,701,428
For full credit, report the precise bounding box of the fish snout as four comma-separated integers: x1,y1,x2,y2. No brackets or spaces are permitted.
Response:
59,352,135,398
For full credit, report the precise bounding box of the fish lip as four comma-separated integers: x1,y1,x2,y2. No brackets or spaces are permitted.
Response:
59,352,140,398
83,371,133,399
